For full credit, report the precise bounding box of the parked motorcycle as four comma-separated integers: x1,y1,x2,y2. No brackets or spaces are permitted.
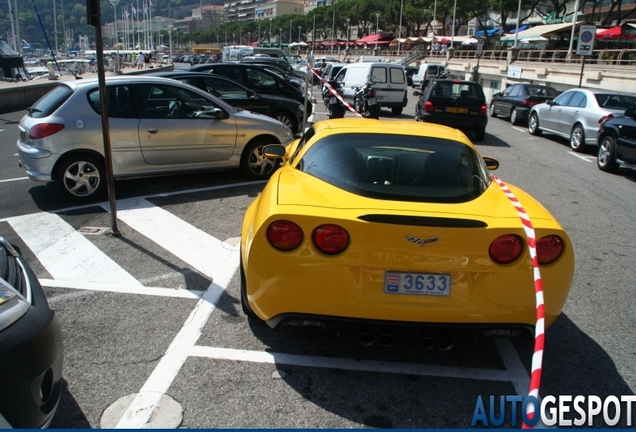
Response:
322,80,345,119
353,81,380,119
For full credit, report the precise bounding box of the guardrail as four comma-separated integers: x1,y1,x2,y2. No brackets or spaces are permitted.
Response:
313,47,636,66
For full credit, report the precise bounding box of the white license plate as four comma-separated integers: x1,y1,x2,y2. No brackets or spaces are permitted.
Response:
367,98,378,105
329,97,338,104
384,272,451,296
375,95,385,101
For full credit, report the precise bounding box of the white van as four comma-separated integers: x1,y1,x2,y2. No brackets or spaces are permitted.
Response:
334,62,408,115
412,63,447,88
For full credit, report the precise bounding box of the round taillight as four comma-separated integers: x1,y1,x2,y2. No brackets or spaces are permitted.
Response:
489,234,524,264
536,235,564,265
267,220,303,251
312,224,349,255
424,101,434,112
29,123,65,140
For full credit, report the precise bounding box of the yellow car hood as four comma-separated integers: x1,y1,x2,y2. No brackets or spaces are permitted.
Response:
276,169,554,222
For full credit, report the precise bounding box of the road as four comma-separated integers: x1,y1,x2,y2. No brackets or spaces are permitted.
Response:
1,93,635,427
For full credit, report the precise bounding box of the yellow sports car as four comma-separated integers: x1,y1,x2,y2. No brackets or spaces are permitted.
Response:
240,119,574,337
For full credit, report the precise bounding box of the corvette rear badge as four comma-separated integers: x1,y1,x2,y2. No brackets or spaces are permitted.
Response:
406,235,439,247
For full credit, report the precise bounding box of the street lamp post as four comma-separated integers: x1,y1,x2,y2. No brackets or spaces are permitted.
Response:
279,28,282,48
346,18,350,56
168,25,172,60
232,33,235,45
248,31,251,45
374,13,380,51
109,0,120,73
298,25,302,42
397,0,404,56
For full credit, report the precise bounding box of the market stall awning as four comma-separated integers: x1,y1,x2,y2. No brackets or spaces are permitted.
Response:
355,34,394,46
500,22,582,42
596,25,636,40
474,27,503,37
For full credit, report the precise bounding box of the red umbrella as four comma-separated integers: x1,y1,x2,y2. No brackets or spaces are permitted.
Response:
597,26,636,40
439,37,450,44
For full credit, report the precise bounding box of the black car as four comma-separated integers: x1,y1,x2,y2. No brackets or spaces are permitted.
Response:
596,107,636,173
0,236,63,428
489,83,560,125
241,56,305,79
152,71,305,135
189,63,312,115
413,79,488,141
405,66,418,87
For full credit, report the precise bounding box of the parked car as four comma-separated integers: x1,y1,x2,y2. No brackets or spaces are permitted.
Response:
240,56,305,79
489,83,560,125
413,78,488,141
240,119,574,337
412,63,447,88
16,76,294,201
405,66,418,87
151,71,305,135
528,88,636,152
189,63,313,115
596,107,636,173
0,236,63,428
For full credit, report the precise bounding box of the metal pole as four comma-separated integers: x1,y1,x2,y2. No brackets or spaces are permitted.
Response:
61,0,67,53
89,0,121,236
375,13,380,51
430,0,437,56
451,0,457,46
514,0,522,47
7,0,16,51
397,0,403,56
279,28,282,48
346,18,349,57
13,0,20,54
567,0,580,59
578,56,585,87
331,9,335,54
53,0,58,54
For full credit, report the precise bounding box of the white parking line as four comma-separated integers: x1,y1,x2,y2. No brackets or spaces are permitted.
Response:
8,212,143,286
0,177,29,183
189,344,526,384
512,126,527,133
100,197,238,279
39,279,204,299
568,151,594,162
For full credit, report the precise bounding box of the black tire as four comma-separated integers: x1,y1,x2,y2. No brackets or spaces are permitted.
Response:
597,135,619,173
272,110,297,134
570,124,586,152
365,104,380,120
510,108,520,125
54,153,106,201
392,106,403,116
240,139,280,179
474,127,486,142
240,252,255,316
528,113,542,136
489,103,497,118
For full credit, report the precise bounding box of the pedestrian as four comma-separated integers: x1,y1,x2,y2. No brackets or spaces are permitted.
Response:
143,53,150,69
136,52,144,70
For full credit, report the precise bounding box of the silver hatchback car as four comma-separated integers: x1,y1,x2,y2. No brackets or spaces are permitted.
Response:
17,76,294,201
528,88,636,152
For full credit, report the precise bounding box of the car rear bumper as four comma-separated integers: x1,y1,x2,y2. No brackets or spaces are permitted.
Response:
16,141,55,182
421,113,488,130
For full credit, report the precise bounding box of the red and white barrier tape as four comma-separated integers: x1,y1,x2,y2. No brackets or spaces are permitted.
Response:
311,69,362,117
492,176,545,429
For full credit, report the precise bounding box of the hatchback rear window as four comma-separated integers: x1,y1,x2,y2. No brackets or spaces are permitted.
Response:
431,82,484,101
296,133,490,203
27,85,73,118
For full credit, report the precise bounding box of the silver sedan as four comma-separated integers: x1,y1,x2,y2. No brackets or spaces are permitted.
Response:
527,88,636,152
17,76,294,201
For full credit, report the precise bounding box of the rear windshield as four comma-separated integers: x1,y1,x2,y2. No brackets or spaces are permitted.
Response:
595,93,636,109
27,85,73,118
296,133,490,203
430,82,485,101
527,86,559,97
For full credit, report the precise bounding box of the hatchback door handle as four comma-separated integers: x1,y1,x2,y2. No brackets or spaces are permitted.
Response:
148,128,159,134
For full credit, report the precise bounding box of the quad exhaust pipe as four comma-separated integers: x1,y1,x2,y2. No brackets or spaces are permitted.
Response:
357,330,453,350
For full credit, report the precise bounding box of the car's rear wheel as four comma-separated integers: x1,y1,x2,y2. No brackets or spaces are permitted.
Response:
528,113,542,136
240,139,280,179
510,108,520,125
474,127,486,142
570,124,586,152
392,107,403,116
597,135,619,173
272,110,297,134
54,153,106,201
489,104,497,118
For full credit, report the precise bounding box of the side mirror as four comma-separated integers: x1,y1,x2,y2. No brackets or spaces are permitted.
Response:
263,144,287,159
625,107,636,118
413,91,421,97
546,99,555,106
482,156,499,171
